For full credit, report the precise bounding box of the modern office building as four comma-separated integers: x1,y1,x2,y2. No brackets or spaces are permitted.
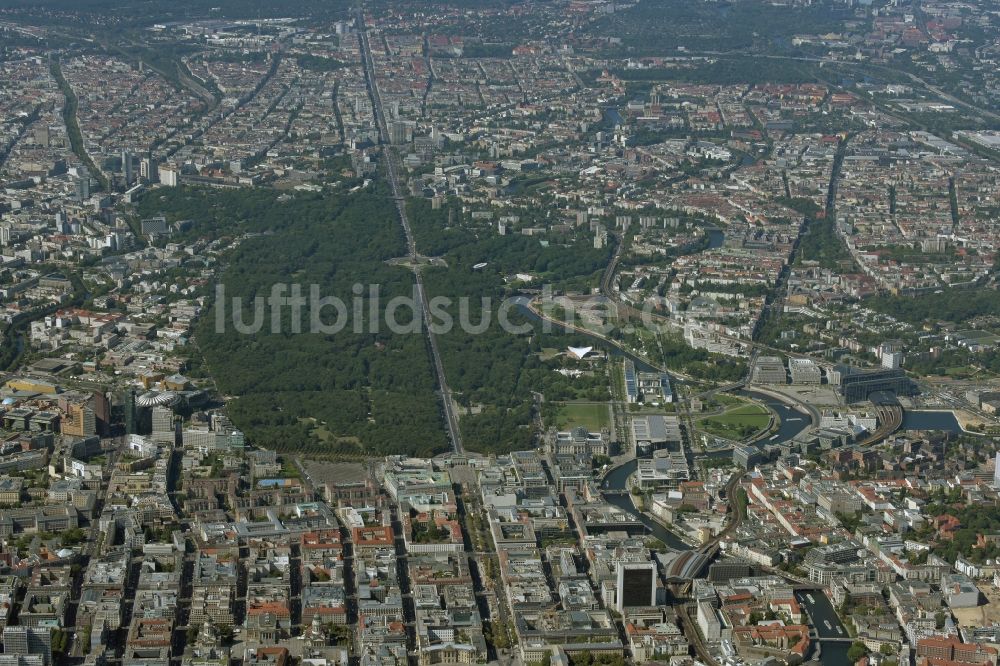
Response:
637,371,673,403
616,562,656,611
61,403,96,438
2,625,52,666
836,366,914,403
630,415,683,450
388,120,412,145
882,351,903,370
623,359,639,403
805,540,862,566
788,358,822,384
751,356,787,384
151,405,175,444
140,216,169,236
697,600,722,641
635,449,690,489
733,445,765,470
75,169,91,200
158,165,178,187
121,149,133,185
708,558,757,583
124,388,138,435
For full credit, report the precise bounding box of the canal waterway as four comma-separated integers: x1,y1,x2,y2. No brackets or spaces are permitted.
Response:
601,460,690,550
737,389,812,446
797,590,852,665
901,409,963,432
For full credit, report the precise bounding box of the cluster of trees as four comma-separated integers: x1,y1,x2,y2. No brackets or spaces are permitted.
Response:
900,346,977,377
137,186,312,242
296,54,347,71
836,510,868,534
50,630,71,658
925,499,1000,564
483,619,513,651
223,390,446,458
614,57,818,85
598,0,852,55
619,226,713,271
847,642,869,664
777,197,823,218
791,111,870,135
50,61,108,190
868,287,1000,325
407,198,612,286
459,43,514,59
0,0,353,23
410,519,451,544
59,527,88,547
146,186,632,458
796,210,853,270
421,266,613,454
407,199,479,256
162,186,450,457
879,243,955,265
409,198,621,453
567,652,626,666
702,420,763,440
618,329,746,382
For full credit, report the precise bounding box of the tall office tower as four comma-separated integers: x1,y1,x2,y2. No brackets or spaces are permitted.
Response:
389,120,409,145
616,562,657,611
882,351,903,370
76,166,91,200
92,390,111,436
62,403,96,437
121,149,133,185
124,388,138,435
151,405,175,443
158,164,179,187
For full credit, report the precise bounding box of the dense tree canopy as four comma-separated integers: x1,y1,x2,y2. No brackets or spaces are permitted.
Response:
410,198,617,453
867,287,1000,325
154,185,450,457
